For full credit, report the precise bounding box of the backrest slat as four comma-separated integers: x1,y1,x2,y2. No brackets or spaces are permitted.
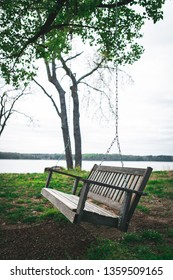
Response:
106,173,117,198
87,165,152,210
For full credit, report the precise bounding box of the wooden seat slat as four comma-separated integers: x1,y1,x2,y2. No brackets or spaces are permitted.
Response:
42,188,118,218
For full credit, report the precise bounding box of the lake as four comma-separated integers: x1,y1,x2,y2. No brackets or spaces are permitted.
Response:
0,159,173,173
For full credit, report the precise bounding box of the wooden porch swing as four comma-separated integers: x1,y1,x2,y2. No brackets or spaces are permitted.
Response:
42,164,152,232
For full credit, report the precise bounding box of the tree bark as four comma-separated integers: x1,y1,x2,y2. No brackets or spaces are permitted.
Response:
45,59,73,169
60,55,82,169
71,84,82,168
51,84,73,169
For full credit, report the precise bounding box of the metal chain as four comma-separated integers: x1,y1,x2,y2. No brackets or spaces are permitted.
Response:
100,0,124,167
99,64,124,167
115,63,124,167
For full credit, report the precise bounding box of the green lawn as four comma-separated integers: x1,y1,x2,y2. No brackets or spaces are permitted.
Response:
0,169,173,259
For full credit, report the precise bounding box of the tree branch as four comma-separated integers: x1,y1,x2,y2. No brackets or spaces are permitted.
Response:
97,0,134,8
77,58,105,84
44,58,52,82
33,79,61,118
63,52,84,63
80,81,104,94
0,87,29,136
60,55,76,84
16,1,66,58
14,0,133,60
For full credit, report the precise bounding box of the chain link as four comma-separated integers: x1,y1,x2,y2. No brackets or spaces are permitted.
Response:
100,0,124,167
100,64,124,167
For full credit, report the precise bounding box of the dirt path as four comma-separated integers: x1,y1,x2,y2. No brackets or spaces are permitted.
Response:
0,198,172,260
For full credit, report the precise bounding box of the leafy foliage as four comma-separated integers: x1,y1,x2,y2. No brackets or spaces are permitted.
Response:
0,0,165,85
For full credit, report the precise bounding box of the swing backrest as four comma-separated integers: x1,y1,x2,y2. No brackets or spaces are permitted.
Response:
87,164,152,211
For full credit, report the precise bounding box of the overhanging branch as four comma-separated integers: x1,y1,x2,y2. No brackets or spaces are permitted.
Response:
77,58,105,84
15,0,133,59
33,79,61,118
97,0,134,8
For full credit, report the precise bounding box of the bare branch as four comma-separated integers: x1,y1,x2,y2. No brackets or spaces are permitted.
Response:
0,86,30,136
44,59,52,82
12,110,34,124
60,55,76,84
80,81,105,94
33,79,61,118
77,58,105,84
63,52,84,63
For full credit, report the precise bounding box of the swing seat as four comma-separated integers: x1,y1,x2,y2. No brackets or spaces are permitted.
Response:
41,164,152,232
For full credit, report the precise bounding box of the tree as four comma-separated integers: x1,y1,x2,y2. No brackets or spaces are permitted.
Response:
0,0,166,168
34,50,105,168
0,0,165,84
0,82,31,136
34,58,74,169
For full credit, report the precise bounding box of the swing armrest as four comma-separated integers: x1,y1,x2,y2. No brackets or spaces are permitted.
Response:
44,166,84,193
44,167,84,181
44,166,82,179
44,166,147,196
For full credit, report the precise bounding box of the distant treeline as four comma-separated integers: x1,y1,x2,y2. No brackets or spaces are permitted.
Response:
0,152,173,162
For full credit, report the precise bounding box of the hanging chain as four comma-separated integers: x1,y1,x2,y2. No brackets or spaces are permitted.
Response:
100,0,124,167
115,62,124,167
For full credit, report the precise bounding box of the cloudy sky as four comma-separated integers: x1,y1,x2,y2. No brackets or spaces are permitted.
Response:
0,1,173,156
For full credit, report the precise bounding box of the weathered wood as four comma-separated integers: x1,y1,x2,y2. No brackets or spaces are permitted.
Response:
82,212,119,227
45,170,53,188
72,177,80,195
41,188,77,223
41,188,118,219
42,164,152,231
76,183,90,222
127,167,153,223
118,192,132,232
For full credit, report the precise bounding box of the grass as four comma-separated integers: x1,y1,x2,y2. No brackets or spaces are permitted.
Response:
0,170,173,259
85,229,172,260
146,171,173,199
0,170,87,224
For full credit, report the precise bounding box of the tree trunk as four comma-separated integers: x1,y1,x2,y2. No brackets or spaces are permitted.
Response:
52,79,73,169
71,84,82,168
60,93,73,169
45,58,73,169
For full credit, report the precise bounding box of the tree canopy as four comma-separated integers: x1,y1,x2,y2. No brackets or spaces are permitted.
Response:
0,0,165,85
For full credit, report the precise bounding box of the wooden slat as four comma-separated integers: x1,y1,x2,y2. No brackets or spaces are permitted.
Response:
86,166,152,223
93,165,147,176
41,188,77,223
106,173,119,198
111,173,126,201
82,211,119,227
41,188,118,218
118,192,132,231
127,167,153,222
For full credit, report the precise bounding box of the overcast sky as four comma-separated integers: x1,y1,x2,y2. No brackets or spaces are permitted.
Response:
0,1,173,156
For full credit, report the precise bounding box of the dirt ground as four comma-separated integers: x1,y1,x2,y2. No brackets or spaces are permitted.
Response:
0,195,172,260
